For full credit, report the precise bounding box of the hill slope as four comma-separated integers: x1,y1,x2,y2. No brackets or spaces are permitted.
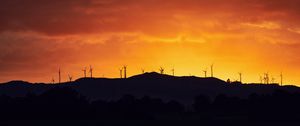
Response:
0,72,299,104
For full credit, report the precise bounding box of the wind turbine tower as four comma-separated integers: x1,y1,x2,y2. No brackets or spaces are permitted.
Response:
203,68,207,78
119,68,123,78
68,74,73,82
259,75,263,84
280,72,283,86
51,77,55,84
123,65,127,79
159,67,164,74
264,73,269,84
210,64,214,77
141,69,145,74
266,73,269,84
238,72,242,83
271,77,275,84
89,65,93,78
171,68,175,76
82,67,87,78
58,68,61,84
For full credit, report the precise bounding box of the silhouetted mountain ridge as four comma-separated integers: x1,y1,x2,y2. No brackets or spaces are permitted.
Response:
129,72,224,83
0,72,299,105
130,72,176,79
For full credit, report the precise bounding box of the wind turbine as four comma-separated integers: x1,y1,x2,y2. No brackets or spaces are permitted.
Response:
203,67,208,78
123,65,127,78
159,67,164,74
263,73,266,84
68,74,73,82
264,72,269,84
119,68,123,78
266,73,270,84
238,72,242,83
210,64,214,77
58,68,61,84
82,67,87,78
89,65,93,78
271,76,275,84
259,75,263,84
141,68,145,74
280,72,283,86
171,68,175,76
51,77,55,84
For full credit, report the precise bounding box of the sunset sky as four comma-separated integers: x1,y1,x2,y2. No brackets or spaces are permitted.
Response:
0,0,300,85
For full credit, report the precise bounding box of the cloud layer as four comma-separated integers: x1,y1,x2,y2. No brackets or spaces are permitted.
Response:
1,0,300,35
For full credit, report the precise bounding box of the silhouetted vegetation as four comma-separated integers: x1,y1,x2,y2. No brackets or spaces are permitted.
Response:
0,87,300,121
0,87,184,120
190,90,300,122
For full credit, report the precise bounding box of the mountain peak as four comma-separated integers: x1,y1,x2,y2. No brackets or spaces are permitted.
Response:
129,72,174,79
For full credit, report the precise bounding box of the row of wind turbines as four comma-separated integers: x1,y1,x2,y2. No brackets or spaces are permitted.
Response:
52,64,284,86
259,72,283,85
53,65,93,84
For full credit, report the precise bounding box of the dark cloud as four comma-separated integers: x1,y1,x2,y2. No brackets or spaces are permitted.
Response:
0,0,300,35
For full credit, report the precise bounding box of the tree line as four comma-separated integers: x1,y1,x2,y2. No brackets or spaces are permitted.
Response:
0,87,300,121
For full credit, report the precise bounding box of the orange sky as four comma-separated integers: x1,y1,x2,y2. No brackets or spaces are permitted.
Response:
0,0,300,85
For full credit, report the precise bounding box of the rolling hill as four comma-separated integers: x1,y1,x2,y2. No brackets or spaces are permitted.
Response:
0,72,299,105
